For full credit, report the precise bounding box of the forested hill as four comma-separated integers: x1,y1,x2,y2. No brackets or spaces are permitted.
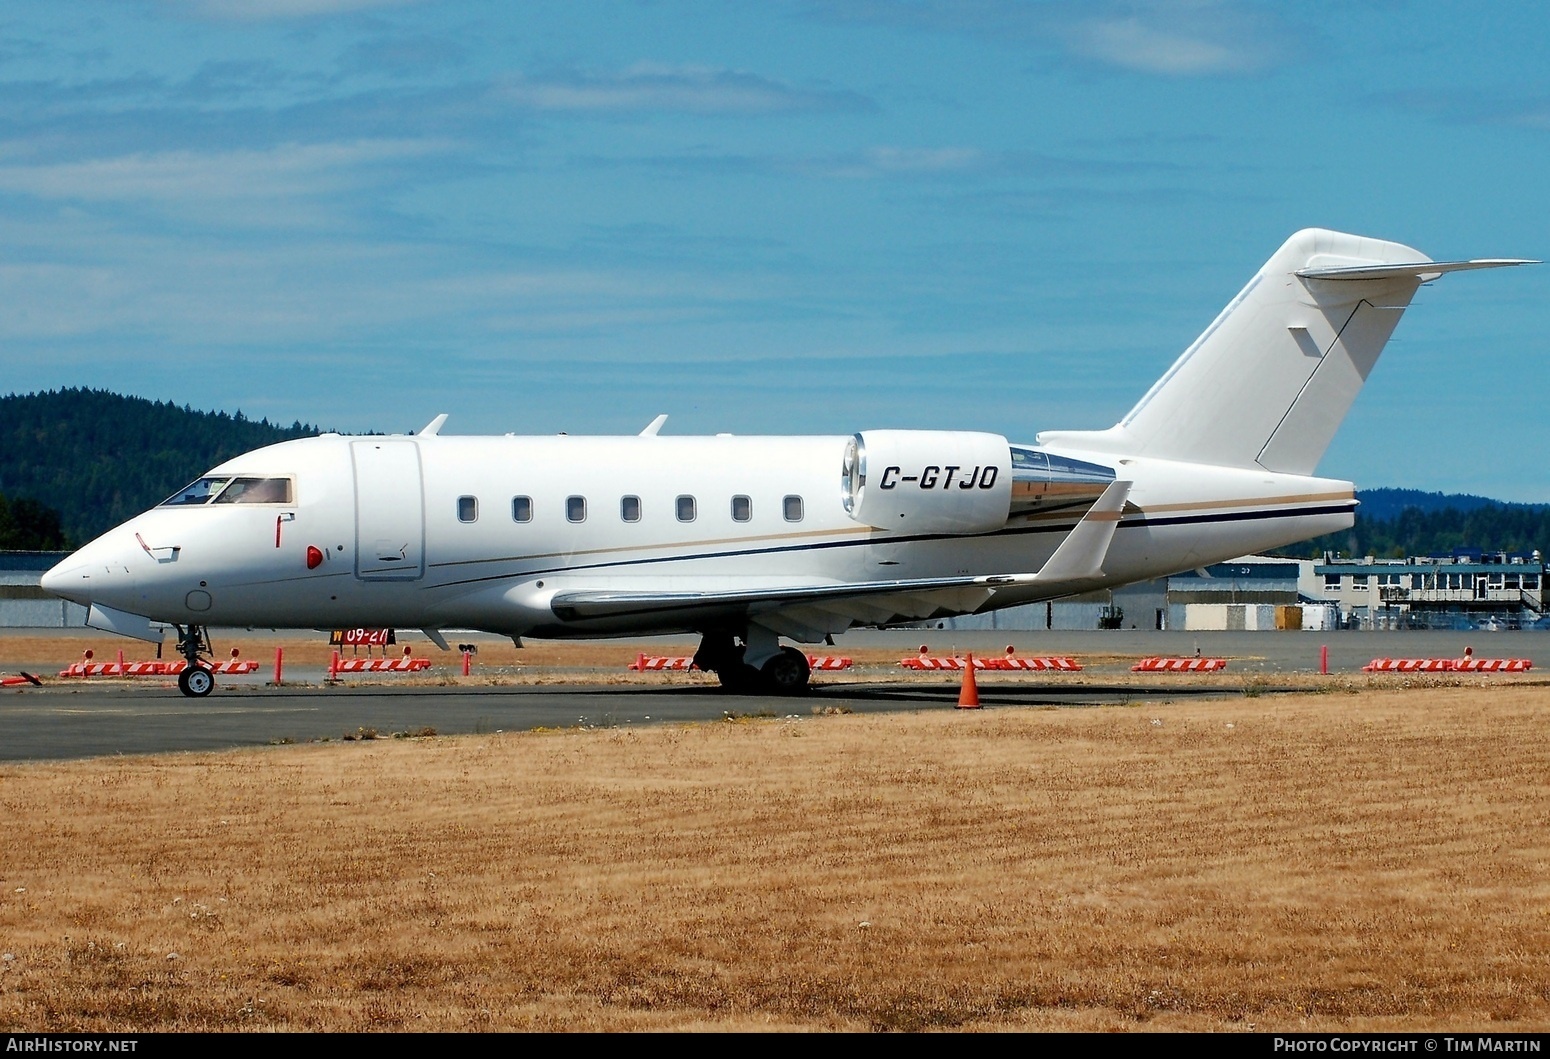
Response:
0,389,319,546
1350,487,1534,522
1273,488,1550,560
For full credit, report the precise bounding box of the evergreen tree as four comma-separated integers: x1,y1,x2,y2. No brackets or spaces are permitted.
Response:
0,493,69,550
0,389,321,543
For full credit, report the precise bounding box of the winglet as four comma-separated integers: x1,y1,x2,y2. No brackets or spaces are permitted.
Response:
639,414,668,437
1031,480,1132,583
418,413,449,436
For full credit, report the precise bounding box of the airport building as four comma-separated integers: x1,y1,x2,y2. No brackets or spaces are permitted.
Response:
1,551,85,628
922,552,1550,633
1311,551,1547,630
924,557,1332,633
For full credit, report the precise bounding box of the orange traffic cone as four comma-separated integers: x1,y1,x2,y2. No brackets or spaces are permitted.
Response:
956,653,981,709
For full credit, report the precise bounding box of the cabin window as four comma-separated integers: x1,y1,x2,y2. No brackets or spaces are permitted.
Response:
1324,575,1340,589
457,496,478,523
783,495,803,522
621,495,642,523
1352,575,1368,587
512,496,532,522
1526,576,1540,590
566,496,587,523
676,495,696,522
731,495,752,522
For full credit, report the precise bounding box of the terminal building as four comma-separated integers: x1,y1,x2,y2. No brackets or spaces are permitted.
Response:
920,552,1550,633
1311,551,1547,630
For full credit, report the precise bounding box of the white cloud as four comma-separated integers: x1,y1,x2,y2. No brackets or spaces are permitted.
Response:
806,146,985,180
173,0,424,20
814,0,1286,78
0,139,447,204
1068,17,1261,76
496,64,868,115
863,146,982,173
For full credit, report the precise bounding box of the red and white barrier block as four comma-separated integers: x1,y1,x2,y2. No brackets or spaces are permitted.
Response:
2,672,42,688
1363,657,1532,673
1131,657,1229,672
628,654,853,672
900,646,1082,672
59,649,259,678
333,657,432,673
630,655,696,671
329,646,432,676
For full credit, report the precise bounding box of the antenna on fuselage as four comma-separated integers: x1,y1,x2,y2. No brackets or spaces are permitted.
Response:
639,414,668,437
418,413,449,436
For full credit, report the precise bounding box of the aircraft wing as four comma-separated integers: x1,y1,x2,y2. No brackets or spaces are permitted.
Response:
548,481,1132,636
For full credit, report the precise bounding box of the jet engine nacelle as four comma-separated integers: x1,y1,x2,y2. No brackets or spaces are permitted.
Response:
842,430,1012,534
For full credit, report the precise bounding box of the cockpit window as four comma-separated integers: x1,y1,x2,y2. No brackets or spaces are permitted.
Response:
213,478,294,504
160,476,293,507
161,477,232,506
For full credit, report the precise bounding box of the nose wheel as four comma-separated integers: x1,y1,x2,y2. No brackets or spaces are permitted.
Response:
178,666,215,698
173,624,216,698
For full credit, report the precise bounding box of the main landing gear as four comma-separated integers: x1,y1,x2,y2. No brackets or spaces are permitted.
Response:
173,624,215,698
692,627,812,696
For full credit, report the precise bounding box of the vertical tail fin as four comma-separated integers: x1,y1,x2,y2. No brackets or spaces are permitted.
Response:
1038,228,1531,474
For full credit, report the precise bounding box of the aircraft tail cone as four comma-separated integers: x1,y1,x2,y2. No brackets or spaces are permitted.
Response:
956,654,981,709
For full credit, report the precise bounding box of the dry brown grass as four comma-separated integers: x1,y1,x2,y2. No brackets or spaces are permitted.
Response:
2,685,1549,1032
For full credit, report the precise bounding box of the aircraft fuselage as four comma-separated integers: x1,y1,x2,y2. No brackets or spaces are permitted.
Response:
43,431,1353,638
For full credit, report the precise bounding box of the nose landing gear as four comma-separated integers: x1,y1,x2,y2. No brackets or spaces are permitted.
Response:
173,624,215,698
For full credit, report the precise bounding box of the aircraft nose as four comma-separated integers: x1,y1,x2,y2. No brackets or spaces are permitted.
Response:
40,557,90,604
40,539,137,607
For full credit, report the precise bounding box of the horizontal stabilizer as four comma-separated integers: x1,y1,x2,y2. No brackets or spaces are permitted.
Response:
1297,258,1536,281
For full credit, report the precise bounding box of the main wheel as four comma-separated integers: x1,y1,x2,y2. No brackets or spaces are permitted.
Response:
716,662,761,693
760,647,811,696
178,666,215,698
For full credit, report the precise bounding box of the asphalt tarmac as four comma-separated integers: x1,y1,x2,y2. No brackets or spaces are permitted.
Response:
0,680,1266,762
1,629,1540,762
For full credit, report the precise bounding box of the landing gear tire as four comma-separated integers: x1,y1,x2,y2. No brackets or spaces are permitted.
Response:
178,666,215,698
760,647,811,696
717,661,760,694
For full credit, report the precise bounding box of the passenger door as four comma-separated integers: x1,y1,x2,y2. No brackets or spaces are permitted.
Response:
351,439,426,580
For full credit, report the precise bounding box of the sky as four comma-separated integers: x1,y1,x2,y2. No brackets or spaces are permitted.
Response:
2,0,1548,499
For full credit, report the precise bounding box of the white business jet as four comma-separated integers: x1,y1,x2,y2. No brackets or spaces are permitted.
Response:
42,229,1533,697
